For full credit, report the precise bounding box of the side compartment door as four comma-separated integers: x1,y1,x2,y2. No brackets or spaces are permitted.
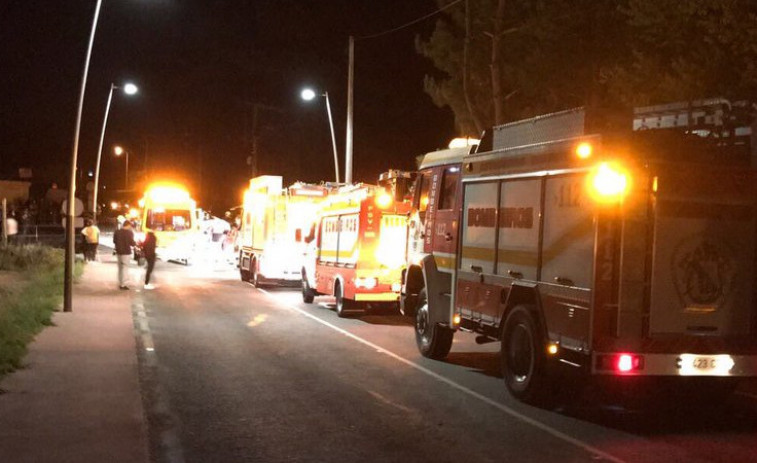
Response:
540,174,594,351
457,181,500,322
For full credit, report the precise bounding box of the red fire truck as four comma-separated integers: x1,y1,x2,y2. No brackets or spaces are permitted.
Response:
402,100,757,403
302,184,410,317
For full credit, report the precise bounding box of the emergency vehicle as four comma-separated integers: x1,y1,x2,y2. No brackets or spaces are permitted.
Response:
138,183,198,265
238,176,329,287
301,183,410,317
402,100,757,404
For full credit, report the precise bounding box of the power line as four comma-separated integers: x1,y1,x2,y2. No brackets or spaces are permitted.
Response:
356,0,463,41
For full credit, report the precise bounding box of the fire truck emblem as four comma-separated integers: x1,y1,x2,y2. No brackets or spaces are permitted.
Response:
672,235,735,308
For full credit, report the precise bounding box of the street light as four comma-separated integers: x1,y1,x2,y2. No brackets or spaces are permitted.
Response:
93,82,139,222
64,0,104,312
301,88,340,184
113,145,130,188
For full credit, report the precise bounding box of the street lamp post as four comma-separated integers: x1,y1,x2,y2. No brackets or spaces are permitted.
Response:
93,82,138,222
301,88,340,184
113,145,130,188
64,0,104,312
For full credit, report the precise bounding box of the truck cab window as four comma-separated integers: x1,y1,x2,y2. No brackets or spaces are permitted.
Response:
414,171,432,217
438,167,460,210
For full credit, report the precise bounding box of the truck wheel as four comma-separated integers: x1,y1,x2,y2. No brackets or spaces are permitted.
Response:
335,281,358,318
239,253,251,281
302,273,315,304
251,260,267,288
501,305,549,404
400,293,418,317
415,288,453,359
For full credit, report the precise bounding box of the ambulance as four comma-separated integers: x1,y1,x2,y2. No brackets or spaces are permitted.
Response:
301,184,410,317
238,176,329,287
138,183,198,265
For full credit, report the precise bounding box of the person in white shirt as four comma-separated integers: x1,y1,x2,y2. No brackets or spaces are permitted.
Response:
5,213,18,244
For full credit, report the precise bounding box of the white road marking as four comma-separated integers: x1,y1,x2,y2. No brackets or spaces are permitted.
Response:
257,288,625,463
132,291,185,463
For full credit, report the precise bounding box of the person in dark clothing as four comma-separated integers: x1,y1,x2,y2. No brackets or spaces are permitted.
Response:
142,230,157,289
113,221,136,289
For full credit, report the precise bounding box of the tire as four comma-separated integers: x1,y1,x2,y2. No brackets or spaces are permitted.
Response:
501,305,550,404
335,281,359,318
302,272,315,303
400,293,418,317
415,288,453,359
239,253,251,281
251,260,267,288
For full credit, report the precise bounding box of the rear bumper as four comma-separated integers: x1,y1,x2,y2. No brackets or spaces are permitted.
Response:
592,352,757,377
258,273,301,285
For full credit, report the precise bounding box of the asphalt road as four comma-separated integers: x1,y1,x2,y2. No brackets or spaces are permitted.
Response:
131,260,757,463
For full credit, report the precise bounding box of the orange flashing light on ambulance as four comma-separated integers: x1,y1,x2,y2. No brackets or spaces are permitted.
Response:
138,183,198,265
301,183,411,317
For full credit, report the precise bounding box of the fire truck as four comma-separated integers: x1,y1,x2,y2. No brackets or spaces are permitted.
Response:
138,183,198,265
302,183,410,317
238,176,329,287
402,99,757,403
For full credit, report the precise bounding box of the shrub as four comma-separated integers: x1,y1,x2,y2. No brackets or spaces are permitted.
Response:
0,244,82,376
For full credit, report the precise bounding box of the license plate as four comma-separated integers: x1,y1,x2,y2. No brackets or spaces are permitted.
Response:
677,354,735,376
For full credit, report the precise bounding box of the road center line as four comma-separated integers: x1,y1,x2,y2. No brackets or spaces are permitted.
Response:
257,288,625,463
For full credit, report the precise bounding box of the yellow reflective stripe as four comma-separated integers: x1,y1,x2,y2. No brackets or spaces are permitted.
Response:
355,292,399,302
461,220,594,266
434,255,456,269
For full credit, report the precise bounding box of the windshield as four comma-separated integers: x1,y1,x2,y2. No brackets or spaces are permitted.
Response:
147,209,192,231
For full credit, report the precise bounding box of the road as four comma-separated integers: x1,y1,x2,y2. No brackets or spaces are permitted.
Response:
130,260,757,463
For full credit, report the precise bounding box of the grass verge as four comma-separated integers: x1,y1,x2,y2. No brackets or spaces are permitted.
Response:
0,245,83,377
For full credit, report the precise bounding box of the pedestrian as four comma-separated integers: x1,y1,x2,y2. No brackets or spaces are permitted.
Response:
80,219,100,261
113,220,135,290
143,230,157,289
5,211,18,245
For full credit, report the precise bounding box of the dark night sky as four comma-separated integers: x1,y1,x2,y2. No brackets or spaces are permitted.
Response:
0,0,456,212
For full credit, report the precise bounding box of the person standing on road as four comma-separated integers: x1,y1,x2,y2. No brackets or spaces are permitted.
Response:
5,211,18,245
113,220,135,290
80,219,100,261
143,230,157,289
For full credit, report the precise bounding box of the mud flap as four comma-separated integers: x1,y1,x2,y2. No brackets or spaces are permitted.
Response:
420,255,454,326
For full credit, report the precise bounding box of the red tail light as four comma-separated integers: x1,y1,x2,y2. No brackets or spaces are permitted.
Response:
617,354,634,372
596,353,644,373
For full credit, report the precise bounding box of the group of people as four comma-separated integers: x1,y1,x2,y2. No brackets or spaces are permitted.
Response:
81,218,158,291
113,220,157,290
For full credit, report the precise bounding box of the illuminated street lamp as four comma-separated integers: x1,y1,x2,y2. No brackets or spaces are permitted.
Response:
93,82,138,222
300,88,340,183
64,0,104,312
113,145,130,188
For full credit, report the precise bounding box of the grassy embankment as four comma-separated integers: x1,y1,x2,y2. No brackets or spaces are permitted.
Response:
0,245,83,377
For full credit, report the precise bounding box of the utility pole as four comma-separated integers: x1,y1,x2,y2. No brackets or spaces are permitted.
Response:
345,35,355,184
1,198,7,247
